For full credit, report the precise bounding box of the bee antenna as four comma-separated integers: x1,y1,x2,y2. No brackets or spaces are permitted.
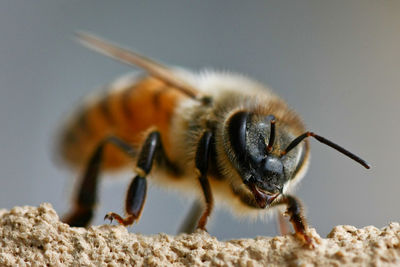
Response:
266,115,276,152
280,132,370,169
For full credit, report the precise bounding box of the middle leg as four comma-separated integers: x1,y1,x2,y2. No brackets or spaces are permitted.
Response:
276,209,290,236
195,131,214,231
178,200,203,234
104,131,166,226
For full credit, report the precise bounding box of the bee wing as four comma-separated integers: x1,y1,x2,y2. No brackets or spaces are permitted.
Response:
76,32,200,99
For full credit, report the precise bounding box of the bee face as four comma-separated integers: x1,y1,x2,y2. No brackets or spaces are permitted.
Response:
227,111,306,208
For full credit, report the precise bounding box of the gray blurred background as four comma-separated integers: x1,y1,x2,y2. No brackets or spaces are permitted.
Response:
0,1,399,240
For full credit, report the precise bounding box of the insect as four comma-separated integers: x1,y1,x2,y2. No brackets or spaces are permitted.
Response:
61,33,369,247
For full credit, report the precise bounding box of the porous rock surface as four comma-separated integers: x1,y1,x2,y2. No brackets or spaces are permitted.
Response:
0,203,399,266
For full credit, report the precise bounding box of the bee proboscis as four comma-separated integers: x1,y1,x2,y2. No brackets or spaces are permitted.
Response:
61,33,369,247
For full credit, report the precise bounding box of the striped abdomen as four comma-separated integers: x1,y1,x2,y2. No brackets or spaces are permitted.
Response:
59,75,185,170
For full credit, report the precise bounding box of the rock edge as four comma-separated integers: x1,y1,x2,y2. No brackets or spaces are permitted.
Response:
0,203,399,266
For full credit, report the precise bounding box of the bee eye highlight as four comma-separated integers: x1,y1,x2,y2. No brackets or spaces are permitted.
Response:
266,115,276,152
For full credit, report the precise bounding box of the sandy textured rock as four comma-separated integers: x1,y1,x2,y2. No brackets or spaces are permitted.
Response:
0,203,399,266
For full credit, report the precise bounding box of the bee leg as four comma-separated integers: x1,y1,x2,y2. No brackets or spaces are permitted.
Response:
104,131,161,226
195,131,214,231
178,200,203,234
273,195,314,248
276,210,290,236
63,136,136,227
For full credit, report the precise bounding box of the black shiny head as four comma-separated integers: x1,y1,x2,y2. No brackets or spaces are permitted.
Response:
227,111,296,208
227,111,370,208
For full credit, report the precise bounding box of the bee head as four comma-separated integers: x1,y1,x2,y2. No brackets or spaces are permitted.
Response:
227,111,296,208
227,111,369,208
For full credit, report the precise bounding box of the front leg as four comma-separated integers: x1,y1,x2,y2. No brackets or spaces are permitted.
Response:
104,131,163,226
195,131,214,230
273,195,314,248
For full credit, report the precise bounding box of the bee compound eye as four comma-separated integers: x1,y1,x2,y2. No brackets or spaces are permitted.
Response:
228,111,250,162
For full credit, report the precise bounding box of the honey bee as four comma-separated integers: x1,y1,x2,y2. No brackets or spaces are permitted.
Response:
61,33,369,247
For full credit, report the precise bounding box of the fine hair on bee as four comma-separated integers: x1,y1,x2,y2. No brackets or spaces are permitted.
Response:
61,32,370,248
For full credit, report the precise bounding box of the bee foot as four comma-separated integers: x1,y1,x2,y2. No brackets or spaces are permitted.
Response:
104,212,136,226
295,231,315,249
104,212,115,223
104,212,125,225
195,226,208,233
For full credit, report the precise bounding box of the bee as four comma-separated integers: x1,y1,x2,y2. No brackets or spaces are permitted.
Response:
61,33,369,247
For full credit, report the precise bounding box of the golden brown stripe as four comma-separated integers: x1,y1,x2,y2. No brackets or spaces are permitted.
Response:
98,91,115,125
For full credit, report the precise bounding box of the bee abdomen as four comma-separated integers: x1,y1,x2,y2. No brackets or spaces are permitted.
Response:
59,75,184,170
